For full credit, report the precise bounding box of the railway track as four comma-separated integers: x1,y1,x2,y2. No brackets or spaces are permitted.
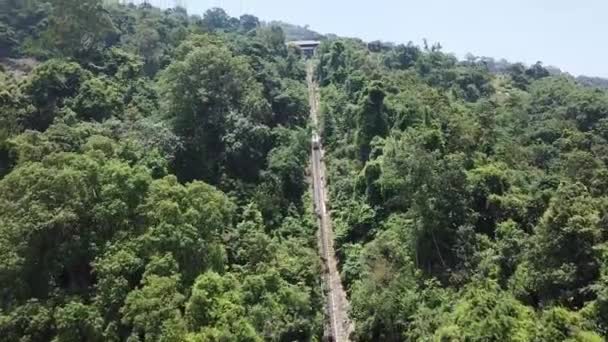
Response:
307,62,353,342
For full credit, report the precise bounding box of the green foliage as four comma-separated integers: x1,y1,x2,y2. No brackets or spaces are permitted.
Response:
356,81,388,161
42,0,116,59
0,299,54,341
159,35,270,183
0,0,51,57
54,301,104,342
0,3,322,340
318,36,608,340
534,307,602,341
200,8,238,32
21,59,89,130
70,76,123,121
265,127,310,206
121,274,186,341
513,183,602,308
239,14,260,33
6,1,608,340
424,282,537,341
0,22,18,57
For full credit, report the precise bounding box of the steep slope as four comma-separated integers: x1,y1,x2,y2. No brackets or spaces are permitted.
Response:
308,61,354,341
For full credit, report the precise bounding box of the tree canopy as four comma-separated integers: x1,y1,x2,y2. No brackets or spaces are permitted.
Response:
3,1,608,341
0,3,322,341
316,36,608,341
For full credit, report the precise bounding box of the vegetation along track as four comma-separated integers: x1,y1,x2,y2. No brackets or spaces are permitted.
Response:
308,61,354,342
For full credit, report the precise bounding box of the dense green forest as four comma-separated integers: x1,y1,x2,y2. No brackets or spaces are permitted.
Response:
0,1,323,341
3,0,608,341
316,38,608,340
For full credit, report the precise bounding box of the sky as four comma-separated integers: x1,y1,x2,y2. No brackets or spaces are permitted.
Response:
182,0,608,78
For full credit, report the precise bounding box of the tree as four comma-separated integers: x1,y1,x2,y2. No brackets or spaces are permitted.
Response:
0,4,323,341
514,183,602,308
129,17,165,76
223,113,273,181
54,301,104,342
139,176,234,283
257,25,288,56
0,149,153,304
385,42,421,70
228,205,275,270
200,8,237,32
42,0,116,59
424,282,537,341
21,59,89,131
0,22,18,57
318,41,348,86
311,10,608,341
186,272,241,328
467,162,511,236
239,14,260,32
70,77,123,122
159,36,270,183
356,81,388,161
264,127,309,208
0,299,54,341
0,0,51,57
525,61,550,80
534,307,603,341
508,63,529,89
121,274,186,341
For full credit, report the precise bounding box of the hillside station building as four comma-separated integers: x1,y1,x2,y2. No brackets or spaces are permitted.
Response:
289,40,321,58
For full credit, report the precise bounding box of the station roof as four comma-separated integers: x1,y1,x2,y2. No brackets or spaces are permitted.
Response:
288,40,321,47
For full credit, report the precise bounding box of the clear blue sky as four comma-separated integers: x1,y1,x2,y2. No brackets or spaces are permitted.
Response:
183,0,608,78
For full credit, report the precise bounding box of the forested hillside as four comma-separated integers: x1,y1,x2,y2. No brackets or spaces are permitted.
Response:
316,39,608,340
0,1,323,340
269,21,323,42
3,1,608,341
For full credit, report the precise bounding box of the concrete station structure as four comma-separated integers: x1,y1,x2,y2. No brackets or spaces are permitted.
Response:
289,40,321,58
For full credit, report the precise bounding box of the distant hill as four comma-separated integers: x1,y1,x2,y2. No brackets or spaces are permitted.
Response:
466,55,608,90
268,21,324,41
576,75,608,89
